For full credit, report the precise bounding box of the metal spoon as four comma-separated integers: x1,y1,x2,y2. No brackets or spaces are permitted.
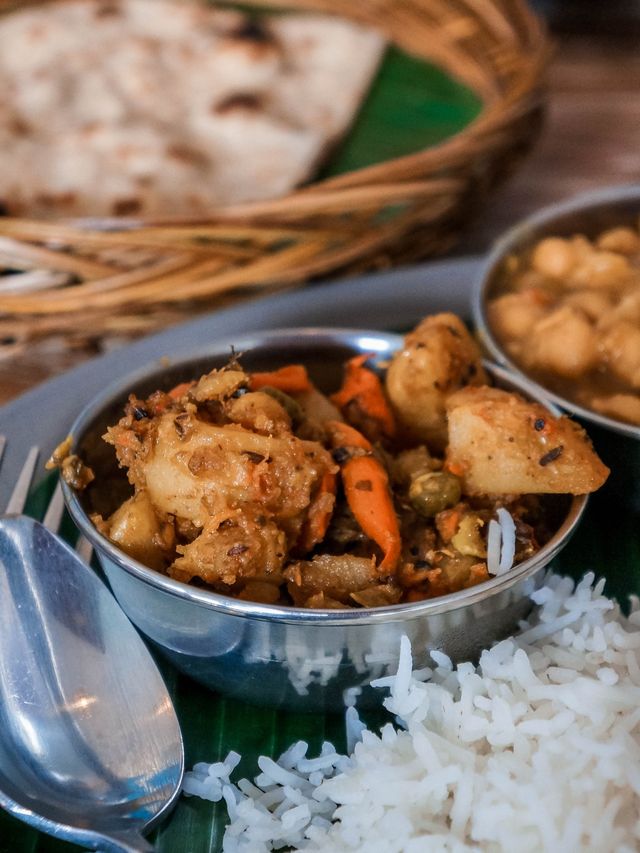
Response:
0,461,184,851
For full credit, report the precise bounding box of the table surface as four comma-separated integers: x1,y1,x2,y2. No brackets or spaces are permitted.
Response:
1,21,639,407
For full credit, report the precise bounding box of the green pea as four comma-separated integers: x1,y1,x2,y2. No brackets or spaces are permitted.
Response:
409,471,461,517
260,386,304,427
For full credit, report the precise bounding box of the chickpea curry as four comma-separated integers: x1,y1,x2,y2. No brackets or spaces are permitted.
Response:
488,222,640,426
71,314,608,609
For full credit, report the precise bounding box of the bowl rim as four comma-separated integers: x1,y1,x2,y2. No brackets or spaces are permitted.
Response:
62,326,588,626
472,182,640,441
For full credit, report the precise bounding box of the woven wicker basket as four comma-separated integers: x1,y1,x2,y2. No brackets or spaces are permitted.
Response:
0,0,548,350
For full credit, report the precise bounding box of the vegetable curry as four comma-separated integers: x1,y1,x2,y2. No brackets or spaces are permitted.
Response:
68,314,608,608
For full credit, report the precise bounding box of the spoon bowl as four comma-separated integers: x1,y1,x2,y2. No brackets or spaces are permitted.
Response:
0,515,184,852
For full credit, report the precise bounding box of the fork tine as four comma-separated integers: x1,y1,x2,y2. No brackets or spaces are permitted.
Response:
75,535,94,564
44,479,94,562
43,481,65,532
6,446,39,516
3,440,94,562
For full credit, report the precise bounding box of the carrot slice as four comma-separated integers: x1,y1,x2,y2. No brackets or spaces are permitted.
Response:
326,420,401,575
249,365,313,394
331,354,396,440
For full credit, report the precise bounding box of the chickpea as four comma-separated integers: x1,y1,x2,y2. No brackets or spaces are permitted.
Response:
598,321,640,389
571,250,632,288
526,306,598,378
598,289,640,328
531,237,576,279
597,226,640,255
564,289,612,321
488,291,550,341
490,226,640,425
511,269,557,294
569,235,598,264
591,394,640,426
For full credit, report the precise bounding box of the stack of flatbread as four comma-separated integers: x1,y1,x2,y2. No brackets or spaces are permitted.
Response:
0,0,384,218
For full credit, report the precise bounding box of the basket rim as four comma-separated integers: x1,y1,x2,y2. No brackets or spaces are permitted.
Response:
0,0,550,337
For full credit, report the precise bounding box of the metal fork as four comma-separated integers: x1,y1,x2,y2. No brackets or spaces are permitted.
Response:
0,435,93,562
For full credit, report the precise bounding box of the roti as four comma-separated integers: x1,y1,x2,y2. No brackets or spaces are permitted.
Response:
0,0,384,218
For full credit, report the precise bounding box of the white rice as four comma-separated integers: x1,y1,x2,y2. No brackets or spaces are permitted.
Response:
487,507,516,577
496,507,516,574
183,572,640,852
486,517,502,576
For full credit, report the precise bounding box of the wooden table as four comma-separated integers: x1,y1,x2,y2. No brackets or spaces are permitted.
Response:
459,29,640,252
2,23,640,406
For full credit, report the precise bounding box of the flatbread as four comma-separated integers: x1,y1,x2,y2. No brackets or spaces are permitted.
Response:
0,0,385,218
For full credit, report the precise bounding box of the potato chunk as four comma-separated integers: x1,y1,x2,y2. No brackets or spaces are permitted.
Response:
170,508,286,587
105,490,170,571
445,386,609,495
129,413,333,541
386,312,487,449
225,391,292,435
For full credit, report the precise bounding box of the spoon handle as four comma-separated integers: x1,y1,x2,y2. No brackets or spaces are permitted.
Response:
98,830,155,853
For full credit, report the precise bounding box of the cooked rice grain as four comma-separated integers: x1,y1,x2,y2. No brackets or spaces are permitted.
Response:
183,573,640,852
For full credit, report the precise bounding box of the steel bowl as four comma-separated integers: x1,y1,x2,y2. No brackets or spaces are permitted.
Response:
473,183,640,441
62,327,587,712
473,184,640,510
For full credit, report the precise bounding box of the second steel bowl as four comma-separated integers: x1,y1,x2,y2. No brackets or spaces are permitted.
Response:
473,184,640,511
62,328,587,712
473,183,640,441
